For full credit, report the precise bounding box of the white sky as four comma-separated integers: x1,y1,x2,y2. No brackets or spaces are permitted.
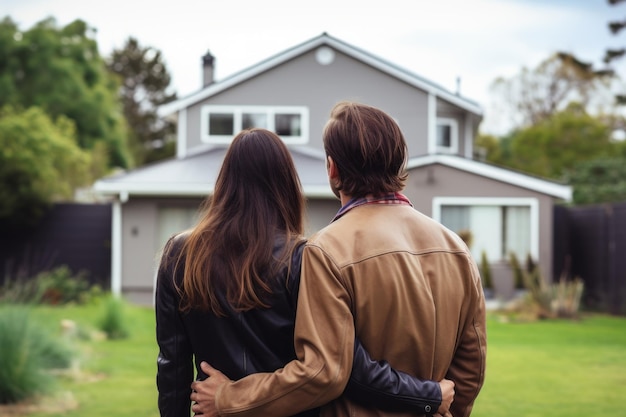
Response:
3,0,625,134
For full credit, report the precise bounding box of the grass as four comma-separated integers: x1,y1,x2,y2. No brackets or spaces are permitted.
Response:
3,303,625,417
10,299,159,417
472,313,626,417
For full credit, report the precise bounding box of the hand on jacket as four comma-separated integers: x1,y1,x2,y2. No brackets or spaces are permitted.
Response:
190,362,231,417
437,378,455,415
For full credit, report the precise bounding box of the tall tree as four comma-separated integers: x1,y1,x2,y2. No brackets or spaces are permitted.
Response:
0,16,131,172
604,0,626,104
484,103,617,181
0,106,90,230
489,53,614,130
567,156,626,204
107,37,177,165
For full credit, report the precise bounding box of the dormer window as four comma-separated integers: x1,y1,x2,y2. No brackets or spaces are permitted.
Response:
436,118,458,154
201,105,309,144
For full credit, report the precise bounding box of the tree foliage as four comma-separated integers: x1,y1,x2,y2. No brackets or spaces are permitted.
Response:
0,106,90,229
490,53,614,130
107,37,176,165
0,16,131,171
509,104,615,179
477,103,626,205
604,0,626,104
567,156,626,204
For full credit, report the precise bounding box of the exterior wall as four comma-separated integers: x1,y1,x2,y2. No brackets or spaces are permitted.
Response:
118,166,560,303
120,197,203,305
184,48,453,159
120,199,158,304
119,196,339,304
436,98,473,157
404,163,558,282
304,198,341,236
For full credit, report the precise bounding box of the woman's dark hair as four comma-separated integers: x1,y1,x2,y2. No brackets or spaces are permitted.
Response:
323,101,408,198
176,128,305,315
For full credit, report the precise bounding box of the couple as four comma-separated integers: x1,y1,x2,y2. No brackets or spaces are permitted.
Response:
155,101,486,417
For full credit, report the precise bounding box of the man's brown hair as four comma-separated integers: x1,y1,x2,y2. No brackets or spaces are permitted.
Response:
323,101,408,198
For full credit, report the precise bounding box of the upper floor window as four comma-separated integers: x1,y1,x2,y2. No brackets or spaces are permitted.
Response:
436,118,458,154
201,105,309,144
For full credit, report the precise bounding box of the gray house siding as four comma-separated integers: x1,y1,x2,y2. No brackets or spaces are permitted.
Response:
119,195,340,305
184,48,444,158
436,101,470,157
405,163,558,284
305,198,341,234
121,197,203,304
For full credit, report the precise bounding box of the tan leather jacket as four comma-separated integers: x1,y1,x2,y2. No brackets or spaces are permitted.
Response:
216,204,486,417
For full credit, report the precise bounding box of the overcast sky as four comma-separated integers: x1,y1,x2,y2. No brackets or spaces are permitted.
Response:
3,0,625,134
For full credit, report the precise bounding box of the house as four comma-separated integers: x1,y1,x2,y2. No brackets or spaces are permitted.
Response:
93,32,572,305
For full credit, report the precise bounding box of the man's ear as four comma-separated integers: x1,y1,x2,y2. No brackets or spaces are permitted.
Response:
327,156,339,179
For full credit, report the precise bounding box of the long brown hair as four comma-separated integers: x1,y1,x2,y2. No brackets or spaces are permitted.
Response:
323,101,408,198
176,128,305,315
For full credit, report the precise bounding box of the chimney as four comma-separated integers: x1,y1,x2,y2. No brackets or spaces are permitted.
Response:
202,50,215,87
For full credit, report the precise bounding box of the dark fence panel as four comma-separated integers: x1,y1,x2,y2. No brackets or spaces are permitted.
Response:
0,203,112,288
554,202,626,315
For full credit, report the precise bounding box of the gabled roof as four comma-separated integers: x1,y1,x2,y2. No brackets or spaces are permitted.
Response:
407,154,572,201
157,32,483,118
93,146,334,198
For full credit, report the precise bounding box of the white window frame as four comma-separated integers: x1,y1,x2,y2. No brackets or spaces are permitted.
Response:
436,117,459,154
200,105,309,144
432,196,539,261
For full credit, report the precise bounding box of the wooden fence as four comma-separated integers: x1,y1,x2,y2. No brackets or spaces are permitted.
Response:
0,203,111,288
554,202,626,315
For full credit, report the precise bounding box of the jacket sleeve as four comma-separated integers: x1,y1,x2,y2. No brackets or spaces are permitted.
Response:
346,338,442,415
214,243,354,417
155,236,194,417
446,255,487,417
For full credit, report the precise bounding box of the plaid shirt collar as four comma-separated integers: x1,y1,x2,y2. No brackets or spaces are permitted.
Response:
331,192,413,223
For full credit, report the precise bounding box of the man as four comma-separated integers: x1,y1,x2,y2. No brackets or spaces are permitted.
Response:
191,101,486,417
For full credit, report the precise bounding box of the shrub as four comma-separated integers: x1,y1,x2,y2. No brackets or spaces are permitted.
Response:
456,229,474,249
508,253,584,319
36,266,98,305
0,275,47,304
479,250,493,292
0,266,101,305
0,305,73,404
508,252,526,290
98,296,130,340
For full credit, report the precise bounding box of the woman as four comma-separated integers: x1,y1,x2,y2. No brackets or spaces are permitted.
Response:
155,128,453,417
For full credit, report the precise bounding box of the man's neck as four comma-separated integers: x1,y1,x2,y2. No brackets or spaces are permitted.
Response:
339,192,351,207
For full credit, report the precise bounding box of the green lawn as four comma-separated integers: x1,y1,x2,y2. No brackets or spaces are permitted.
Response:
10,303,626,417
24,301,159,417
472,313,626,417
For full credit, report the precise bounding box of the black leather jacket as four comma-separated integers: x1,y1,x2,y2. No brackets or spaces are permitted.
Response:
156,233,441,417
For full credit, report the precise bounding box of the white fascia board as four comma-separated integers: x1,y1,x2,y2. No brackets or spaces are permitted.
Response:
93,181,214,196
407,154,572,201
93,181,335,199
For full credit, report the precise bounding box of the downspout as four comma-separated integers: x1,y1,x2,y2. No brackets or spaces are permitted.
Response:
111,191,128,297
